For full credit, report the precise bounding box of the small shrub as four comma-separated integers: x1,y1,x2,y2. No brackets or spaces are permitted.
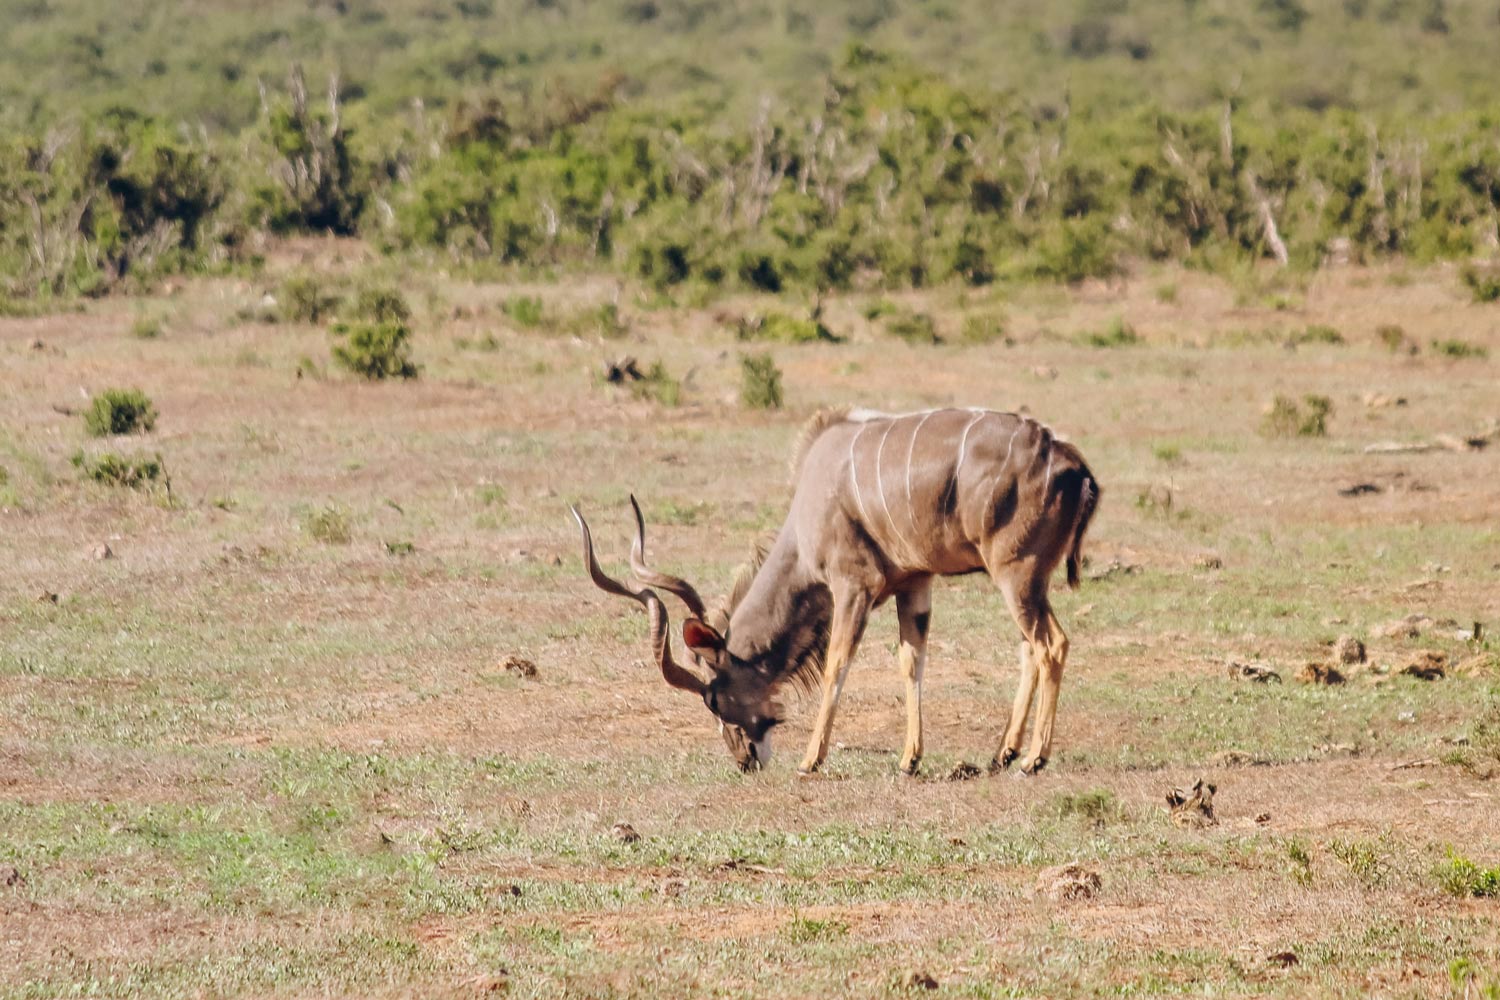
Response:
589,302,627,339
861,299,899,321
476,484,507,507
1431,338,1488,359
131,315,162,339
740,352,784,410
1291,324,1344,346
959,311,1008,345
71,450,167,490
1262,394,1331,437
737,311,839,344
1330,837,1389,888
630,361,681,407
331,321,419,380
502,295,546,329
1154,283,1179,304
884,310,938,345
347,286,412,324
1152,443,1183,464
1434,851,1500,898
1082,316,1139,348
84,389,157,437
1460,263,1500,303
1285,838,1314,886
302,504,352,544
279,273,341,323
1376,324,1410,353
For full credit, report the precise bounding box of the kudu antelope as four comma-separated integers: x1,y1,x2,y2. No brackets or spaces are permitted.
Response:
572,407,1099,776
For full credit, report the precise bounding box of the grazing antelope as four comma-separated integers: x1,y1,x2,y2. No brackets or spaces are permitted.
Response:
572,407,1099,776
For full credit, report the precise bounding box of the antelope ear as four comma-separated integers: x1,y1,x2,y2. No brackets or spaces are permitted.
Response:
682,618,725,658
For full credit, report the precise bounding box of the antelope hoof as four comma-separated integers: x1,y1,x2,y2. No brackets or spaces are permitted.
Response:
900,756,922,777
989,748,1020,773
796,763,822,778
1018,756,1048,777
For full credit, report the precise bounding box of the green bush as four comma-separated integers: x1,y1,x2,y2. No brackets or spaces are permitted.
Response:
347,286,412,324
736,311,839,344
71,450,167,489
84,389,157,437
331,321,419,380
883,310,938,345
1435,851,1500,898
502,295,546,329
1431,338,1488,359
1460,263,1500,303
302,504,353,545
740,352,784,410
279,273,342,323
1376,324,1409,353
1082,316,1139,348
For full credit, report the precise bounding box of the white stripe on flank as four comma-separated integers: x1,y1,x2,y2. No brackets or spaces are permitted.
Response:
875,421,905,564
1002,422,1022,467
954,410,987,482
848,422,874,528
904,409,937,543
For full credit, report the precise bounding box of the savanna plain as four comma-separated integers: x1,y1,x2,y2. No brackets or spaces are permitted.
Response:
2,252,1499,998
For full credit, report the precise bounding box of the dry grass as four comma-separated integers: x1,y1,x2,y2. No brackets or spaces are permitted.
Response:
2,254,1499,997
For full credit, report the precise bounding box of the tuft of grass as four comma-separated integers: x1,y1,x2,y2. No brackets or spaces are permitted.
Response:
84,388,157,437
781,916,849,943
1285,838,1314,886
1330,837,1389,888
883,309,939,345
1261,394,1331,438
71,450,168,490
502,295,546,329
1376,323,1410,353
476,484,507,507
1434,851,1500,898
302,504,353,545
959,310,1008,345
1041,788,1124,827
131,314,163,339
1430,338,1488,359
347,286,412,324
1152,443,1184,465
1459,262,1500,303
629,361,681,407
739,352,784,410
1081,316,1139,348
1290,323,1344,346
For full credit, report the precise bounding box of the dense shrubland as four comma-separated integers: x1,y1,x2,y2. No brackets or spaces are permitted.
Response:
5,26,1500,306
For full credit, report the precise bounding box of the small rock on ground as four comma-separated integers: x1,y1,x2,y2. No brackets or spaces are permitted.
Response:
91,543,113,561
900,970,939,990
1035,862,1102,902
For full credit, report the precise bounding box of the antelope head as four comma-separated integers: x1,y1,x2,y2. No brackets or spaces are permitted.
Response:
571,497,776,771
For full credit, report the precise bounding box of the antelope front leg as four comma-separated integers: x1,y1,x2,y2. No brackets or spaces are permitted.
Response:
797,590,872,776
895,583,933,776
991,639,1036,772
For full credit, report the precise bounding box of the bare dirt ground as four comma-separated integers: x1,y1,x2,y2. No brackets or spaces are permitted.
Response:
2,251,1498,997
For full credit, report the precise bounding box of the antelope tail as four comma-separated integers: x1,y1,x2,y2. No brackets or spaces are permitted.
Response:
1065,473,1100,590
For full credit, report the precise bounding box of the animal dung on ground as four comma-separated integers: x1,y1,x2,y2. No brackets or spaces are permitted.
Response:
1226,660,1281,683
1296,662,1345,685
501,655,539,679
1166,780,1217,828
1397,651,1446,681
945,762,983,782
602,356,645,383
900,970,940,990
1333,635,1366,665
1035,862,1102,902
610,822,641,844
2,865,24,887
